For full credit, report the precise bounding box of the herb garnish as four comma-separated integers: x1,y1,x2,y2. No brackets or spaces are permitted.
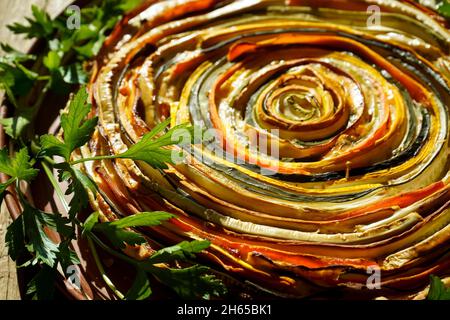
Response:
427,275,450,300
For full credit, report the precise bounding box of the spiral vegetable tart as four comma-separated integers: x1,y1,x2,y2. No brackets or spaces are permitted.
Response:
80,0,450,299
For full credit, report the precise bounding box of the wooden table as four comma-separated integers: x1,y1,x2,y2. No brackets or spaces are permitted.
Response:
0,0,72,300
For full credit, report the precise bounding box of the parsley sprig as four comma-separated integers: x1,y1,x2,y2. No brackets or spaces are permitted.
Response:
39,89,195,170
0,148,38,202
83,211,225,300
1,85,224,300
0,1,142,141
0,0,224,299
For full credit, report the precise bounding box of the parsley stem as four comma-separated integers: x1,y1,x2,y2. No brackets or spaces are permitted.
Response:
3,84,20,109
87,233,160,276
2,177,16,190
69,155,117,166
37,75,51,81
88,232,138,267
30,140,41,156
30,139,56,166
87,236,125,300
42,155,56,166
30,81,50,112
41,160,69,213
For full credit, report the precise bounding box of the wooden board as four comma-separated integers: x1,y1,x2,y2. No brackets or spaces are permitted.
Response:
0,204,20,300
0,0,72,300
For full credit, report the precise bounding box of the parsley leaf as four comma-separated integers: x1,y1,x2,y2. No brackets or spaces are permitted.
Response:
2,0,143,140
0,44,41,139
0,147,38,180
438,1,450,18
125,269,152,300
0,43,36,63
57,241,81,272
92,211,174,249
148,240,211,264
95,224,146,249
60,62,88,84
0,147,38,202
5,214,25,261
55,162,96,218
43,50,61,71
0,107,36,139
427,275,450,300
0,44,37,98
109,211,175,228
82,211,100,235
8,202,59,266
40,86,98,161
113,120,196,169
8,5,56,40
150,265,227,300
26,265,57,300
5,186,74,269
113,0,143,13
0,147,37,205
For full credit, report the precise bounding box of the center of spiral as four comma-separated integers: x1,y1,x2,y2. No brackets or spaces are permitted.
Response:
280,92,321,122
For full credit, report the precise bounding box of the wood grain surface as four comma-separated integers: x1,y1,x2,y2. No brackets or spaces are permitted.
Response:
0,0,72,300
